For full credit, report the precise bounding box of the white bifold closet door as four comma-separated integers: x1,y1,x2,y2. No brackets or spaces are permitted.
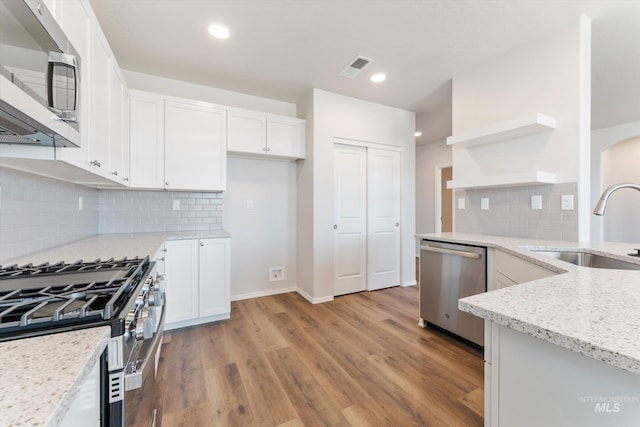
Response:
333,144,400,296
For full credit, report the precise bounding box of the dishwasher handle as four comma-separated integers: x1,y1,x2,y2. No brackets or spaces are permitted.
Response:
420,245,482,259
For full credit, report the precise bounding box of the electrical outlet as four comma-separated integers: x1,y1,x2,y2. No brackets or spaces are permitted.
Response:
269,266,284,282
531,195,542,210
78,196,83,211
172,200,180,210
247,200,254,210
561,194,574,210
481,198,489,210
457,198,466,210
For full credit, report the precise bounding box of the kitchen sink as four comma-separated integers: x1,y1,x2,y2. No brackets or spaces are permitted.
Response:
530,250,640,270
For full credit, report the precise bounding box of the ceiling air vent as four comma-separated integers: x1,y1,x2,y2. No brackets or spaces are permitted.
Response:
339,56,373,78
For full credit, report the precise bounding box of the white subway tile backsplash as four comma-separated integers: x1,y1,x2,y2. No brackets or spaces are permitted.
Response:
0,167,98,262
455,183,578,241
97,189,224,234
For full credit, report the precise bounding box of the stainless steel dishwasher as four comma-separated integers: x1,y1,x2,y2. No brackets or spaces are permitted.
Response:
419,239,486,347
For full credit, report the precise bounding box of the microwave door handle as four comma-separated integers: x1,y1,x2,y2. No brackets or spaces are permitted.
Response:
47,52,78,121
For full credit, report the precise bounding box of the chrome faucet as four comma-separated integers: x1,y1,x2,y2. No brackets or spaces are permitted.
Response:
593,183,640,215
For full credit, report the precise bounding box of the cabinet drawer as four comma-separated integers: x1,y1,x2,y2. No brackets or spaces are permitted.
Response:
495,249,556,284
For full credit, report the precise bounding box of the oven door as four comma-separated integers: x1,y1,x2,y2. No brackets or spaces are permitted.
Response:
123,308,165,427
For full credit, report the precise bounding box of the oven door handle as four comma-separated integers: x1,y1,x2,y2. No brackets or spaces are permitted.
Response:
124,307,165,391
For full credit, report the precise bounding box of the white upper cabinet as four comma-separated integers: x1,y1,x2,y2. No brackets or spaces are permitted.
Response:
108,64,129,183
227,109,266,155
228,107,305,159
129,90,227,192
164,100,227,191
129,91,165,189
87,28,111,177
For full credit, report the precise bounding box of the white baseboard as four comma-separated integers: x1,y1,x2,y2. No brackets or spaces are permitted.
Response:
231,286,297,302
296,287,334,304
402,280,417,287
165,312,230,331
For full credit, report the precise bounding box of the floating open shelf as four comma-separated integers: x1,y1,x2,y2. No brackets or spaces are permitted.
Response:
446,113,556,147
447,171,558,189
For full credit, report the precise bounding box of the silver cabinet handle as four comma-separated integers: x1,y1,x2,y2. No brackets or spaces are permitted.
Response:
420,245,481,259
123,178,129,182
395,222,400,227
165,182,169,186
333,224,338,230
267,147,271,152
263,147,268,152
111,171,118,176
90,160,101,167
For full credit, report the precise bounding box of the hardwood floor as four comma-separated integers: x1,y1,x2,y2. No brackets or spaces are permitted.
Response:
156,286,484,427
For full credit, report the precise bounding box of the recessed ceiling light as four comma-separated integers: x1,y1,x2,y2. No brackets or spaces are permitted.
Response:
370,72,386,83
208,23,230,40
415,131,422,137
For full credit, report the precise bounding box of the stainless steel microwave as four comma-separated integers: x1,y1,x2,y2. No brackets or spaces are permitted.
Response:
0,0,80,147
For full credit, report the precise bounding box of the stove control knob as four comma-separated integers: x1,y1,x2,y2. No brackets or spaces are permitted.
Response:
148,290,164,307
135,294,145,308
153,275,165,292
135,317,154,340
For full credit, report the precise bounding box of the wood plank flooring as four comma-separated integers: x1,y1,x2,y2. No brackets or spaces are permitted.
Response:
156,286,484,427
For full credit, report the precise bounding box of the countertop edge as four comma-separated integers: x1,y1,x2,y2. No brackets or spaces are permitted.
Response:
458,299,640,375
48,328,111,427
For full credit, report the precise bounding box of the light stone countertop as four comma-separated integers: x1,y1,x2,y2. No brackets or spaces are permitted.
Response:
0,327,110,427
0,230,230,426
417,232,640,375
1,230,231,266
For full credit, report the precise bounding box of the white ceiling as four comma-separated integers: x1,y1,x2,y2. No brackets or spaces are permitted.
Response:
89,0,640,143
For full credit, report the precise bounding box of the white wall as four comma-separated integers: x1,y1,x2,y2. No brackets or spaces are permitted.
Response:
224,157,297,298
123,70,296,116
590,122,640,242
297,89,416,302
451,16,591,240
415,140,451,245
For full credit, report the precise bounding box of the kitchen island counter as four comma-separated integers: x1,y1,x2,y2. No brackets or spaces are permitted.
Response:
0,327,110,427
417,232,640,375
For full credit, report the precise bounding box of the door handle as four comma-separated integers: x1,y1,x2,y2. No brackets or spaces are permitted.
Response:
420,245,481,259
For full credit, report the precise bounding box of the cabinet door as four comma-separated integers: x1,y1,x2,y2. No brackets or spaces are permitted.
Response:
199,238,231,317
495,250,557,284
60,358,100,427
227,108,266,155
164,240,199,325
57,0,92,166
108,64,126,181
164,100,227,191
88,28,111,176
266,115,305,158
129,91,165,189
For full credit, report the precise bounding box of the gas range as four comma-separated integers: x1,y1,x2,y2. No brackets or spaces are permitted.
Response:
0,255,166,426
0,257,152,341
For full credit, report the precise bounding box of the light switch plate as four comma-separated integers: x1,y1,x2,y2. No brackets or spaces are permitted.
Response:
561,194,574,210
481,198,489,210
531,195,542,210
457,198,466,210
172,200,180,210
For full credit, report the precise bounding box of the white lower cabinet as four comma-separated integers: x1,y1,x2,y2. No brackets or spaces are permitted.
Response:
164,238,231,330
485,322,640,427
492,249,557,290
60,358,100,427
